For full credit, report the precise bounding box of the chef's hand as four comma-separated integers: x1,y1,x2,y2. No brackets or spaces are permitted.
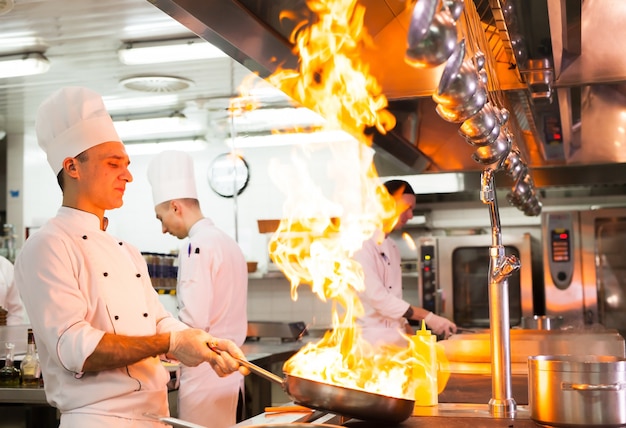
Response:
207,337,250,378
424,312,457,339
168,329,215,367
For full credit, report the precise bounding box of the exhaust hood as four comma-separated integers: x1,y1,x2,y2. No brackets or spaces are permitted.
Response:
148,0,626,194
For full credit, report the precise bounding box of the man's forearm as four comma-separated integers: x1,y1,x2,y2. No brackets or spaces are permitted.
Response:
82,332,170,372
403,305,431,321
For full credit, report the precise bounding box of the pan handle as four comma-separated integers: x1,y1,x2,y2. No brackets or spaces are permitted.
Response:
234,357,286,385
207,342,285,386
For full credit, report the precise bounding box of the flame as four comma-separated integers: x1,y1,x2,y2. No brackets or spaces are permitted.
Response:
402,232,417,252
249,0,436,400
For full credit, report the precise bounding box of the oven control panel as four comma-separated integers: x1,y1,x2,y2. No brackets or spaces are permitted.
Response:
546,212,575,289
418,239,437,313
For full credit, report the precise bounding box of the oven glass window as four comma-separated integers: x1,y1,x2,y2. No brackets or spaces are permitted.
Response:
595,218,626,336
451,246,522,328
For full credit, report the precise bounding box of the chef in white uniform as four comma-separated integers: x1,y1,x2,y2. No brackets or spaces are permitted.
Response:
147,150,248,428
14,86,247,428
353,179,457,346
0,255,26,325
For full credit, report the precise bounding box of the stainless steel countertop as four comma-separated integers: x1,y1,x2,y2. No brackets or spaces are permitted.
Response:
0,338,310,406
235,403,538,427
0,386,47,404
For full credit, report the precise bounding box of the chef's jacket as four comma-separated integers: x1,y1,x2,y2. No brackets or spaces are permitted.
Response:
0,255,25,325
14,207,187,427
176,218,248,428
352,233,411,346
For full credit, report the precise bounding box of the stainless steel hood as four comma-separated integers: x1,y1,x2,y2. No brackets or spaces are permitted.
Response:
148,0,626,194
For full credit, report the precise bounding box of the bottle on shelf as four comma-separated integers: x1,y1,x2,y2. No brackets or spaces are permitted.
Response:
20,328,41,387
0,342,21,387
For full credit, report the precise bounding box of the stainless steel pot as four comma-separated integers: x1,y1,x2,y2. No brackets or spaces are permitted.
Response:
521,315,563,330
528,355,626,427
237,357,414,423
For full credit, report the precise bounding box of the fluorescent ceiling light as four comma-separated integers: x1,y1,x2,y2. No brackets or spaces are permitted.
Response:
0,52,50,79
227,129,355,149
124,139,208,156
113,115,205,141
103,94,179,113
118,38,228,65
382,173,465,194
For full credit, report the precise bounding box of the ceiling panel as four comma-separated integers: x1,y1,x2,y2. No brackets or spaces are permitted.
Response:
0,0,257,135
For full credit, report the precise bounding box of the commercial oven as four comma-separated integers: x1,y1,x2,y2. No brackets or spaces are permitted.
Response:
543,208,626,337
416,233,539,328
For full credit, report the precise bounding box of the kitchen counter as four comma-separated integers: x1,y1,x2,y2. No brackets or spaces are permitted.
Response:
236,403,539,427
0,338,309,426
240,337,312,418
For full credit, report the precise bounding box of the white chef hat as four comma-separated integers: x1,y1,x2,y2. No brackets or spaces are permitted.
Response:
147,150,198,206
35,86,122,174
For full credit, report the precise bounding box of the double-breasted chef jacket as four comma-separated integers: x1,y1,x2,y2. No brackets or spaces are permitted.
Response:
352,232,411,347
14,207,188,426
176,218,248,428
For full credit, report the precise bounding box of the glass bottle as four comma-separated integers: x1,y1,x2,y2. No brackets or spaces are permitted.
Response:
20,329,41,387
0,342,21,387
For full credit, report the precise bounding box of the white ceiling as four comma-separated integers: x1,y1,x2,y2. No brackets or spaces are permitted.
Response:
0,0,278,138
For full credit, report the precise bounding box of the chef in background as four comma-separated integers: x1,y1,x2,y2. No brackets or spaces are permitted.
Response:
147,150,248,428
0,255,26,325
353,179,457,346
14,86,246,428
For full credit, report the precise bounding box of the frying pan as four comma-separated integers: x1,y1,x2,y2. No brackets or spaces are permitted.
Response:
235,357,415,423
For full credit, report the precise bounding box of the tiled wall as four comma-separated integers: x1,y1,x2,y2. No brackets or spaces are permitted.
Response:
247,277,334,327
160,274,421,329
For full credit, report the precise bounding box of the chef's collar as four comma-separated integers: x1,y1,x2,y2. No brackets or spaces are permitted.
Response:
188,217,214,237
57,206,105,231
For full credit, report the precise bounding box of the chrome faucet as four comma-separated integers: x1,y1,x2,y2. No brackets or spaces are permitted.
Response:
480,168,519,418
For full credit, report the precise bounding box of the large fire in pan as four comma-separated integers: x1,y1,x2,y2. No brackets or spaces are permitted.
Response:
256,0,427,400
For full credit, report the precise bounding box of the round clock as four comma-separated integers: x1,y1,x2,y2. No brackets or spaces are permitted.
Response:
207,153,250,198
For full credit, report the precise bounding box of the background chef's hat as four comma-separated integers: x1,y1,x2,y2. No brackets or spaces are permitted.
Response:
35,86,121,174
147,150,198,206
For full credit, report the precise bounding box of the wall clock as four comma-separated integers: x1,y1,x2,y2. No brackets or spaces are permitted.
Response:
207,152,250,198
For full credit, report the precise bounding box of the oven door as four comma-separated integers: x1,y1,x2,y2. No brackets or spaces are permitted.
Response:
580,208,626,336
420,233,534,328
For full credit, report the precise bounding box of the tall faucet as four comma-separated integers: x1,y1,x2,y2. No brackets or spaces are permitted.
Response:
480,168,519,418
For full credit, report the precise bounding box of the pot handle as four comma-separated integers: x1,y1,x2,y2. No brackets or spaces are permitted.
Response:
563,382,625,392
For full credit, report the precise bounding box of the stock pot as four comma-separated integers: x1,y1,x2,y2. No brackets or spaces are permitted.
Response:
528,355,626,426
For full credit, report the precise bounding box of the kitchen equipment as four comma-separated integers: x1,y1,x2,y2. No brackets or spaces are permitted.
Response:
405,3,458,68
144,413,206,428
542,209,626,337
520,315,563,330
234,356,414,423
433,40,480,108
435,84,487,123
245,425,342,428
246,321,308,342
528,355,626,427
459,103,499,141
414,232,538,328
470,129,511,165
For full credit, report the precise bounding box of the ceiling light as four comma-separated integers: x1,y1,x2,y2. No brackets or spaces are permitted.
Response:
227,129,354,149
382,174,465,194
118,38,228,65
103,94,180,112
124,139,208,156
113,115,205,141
0,52,50,79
